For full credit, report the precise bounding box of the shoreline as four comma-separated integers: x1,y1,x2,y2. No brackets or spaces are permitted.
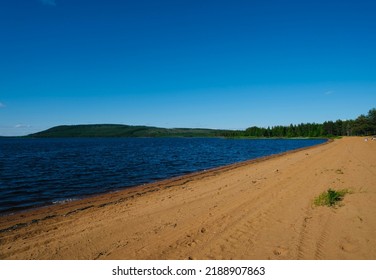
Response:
0,139,329,222
1,137,376,260
0,138,333,219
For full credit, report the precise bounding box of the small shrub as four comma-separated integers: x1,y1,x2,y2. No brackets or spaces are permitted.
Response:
314,189,349,207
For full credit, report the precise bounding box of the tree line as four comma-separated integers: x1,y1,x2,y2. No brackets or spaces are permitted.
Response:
222,108,376,138
29,108,376,138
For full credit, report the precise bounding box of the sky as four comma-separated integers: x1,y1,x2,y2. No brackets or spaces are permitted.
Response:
0,0,375,136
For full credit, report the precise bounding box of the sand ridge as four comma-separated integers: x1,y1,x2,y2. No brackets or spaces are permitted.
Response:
1,137,376,260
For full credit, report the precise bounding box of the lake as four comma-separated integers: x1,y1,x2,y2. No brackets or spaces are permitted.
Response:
0,137,326,215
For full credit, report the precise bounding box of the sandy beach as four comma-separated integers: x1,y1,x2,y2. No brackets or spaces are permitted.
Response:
1,137,376,260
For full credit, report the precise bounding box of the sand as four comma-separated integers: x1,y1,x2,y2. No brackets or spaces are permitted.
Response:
1,137,376,260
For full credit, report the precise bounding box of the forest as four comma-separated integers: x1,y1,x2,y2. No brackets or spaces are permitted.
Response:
28,108,376,138
223,108,376,138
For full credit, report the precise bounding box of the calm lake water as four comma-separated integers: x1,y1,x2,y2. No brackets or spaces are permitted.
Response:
0,137,326,215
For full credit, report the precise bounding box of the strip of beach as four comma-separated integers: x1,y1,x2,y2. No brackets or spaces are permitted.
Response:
1,137,376,260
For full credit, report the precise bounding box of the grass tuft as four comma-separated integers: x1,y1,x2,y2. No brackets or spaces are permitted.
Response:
314,188,350,207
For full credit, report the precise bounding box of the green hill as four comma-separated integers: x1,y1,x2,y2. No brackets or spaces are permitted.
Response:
21,108,376,138
28,124,230,138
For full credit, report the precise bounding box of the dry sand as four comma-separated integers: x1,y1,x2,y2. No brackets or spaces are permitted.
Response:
1,137,376,260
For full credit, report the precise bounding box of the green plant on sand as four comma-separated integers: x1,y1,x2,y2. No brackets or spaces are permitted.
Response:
314,188,350,207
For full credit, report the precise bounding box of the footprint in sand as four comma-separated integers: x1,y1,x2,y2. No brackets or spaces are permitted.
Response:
273,246,289,257
339,237,360,253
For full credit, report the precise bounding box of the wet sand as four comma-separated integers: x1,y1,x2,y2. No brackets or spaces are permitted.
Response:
1,137,376,260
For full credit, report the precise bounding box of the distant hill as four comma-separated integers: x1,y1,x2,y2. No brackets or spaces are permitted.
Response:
21,108,376,138
28,124,231,138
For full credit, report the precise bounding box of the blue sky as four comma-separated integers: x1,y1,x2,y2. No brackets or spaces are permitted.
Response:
1,0,375,136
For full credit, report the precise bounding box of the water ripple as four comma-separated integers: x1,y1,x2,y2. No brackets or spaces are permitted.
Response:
0,137,325,214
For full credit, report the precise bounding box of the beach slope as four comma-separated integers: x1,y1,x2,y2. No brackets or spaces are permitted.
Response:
1,137,376,260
